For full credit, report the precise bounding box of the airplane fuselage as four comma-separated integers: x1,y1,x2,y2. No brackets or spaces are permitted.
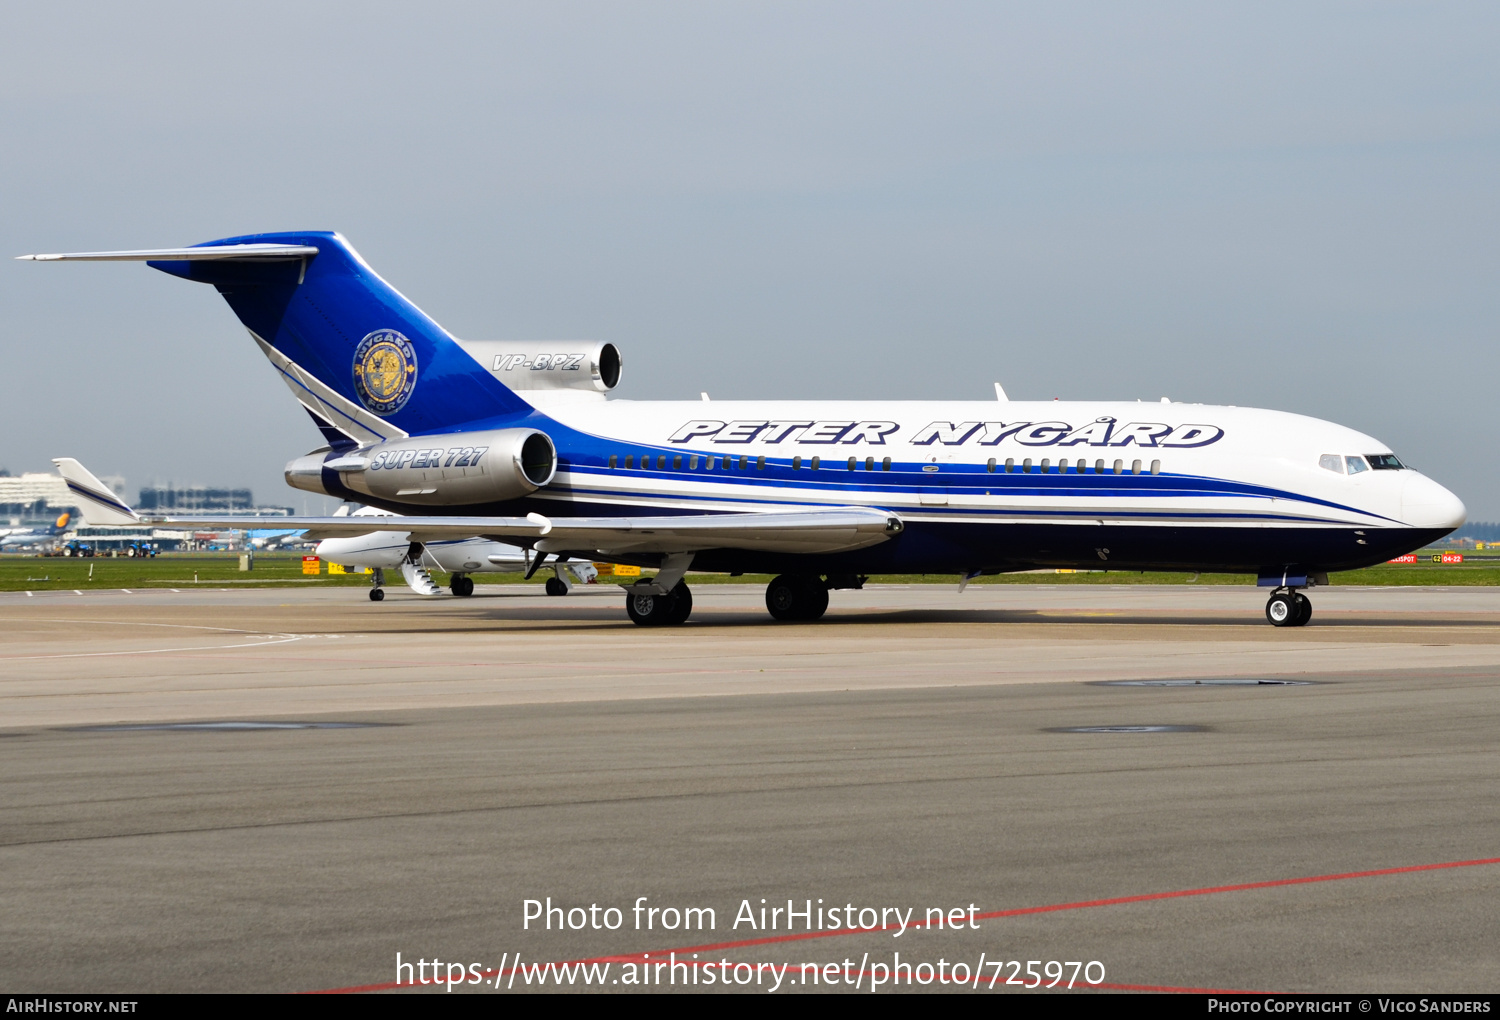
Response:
295,398,1461,580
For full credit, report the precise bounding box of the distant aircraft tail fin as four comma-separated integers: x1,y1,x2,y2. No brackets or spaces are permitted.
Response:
21,233,535,442
52,459,141,526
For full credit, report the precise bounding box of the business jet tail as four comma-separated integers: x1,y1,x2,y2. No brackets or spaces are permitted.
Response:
52,459,141,526
20,233,534,446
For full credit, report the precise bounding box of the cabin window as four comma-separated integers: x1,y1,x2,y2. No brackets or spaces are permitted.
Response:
1005,458,1014,473
1095,459,1105,473
882,457,892,471
1150,459,1161,475
689,455,698,470
657,455,666,470
624,454,633,469
1346,456,1369,475
792,456,802,470
1040,458,1051,473
1058,459,1068,473
757,456,766,470
1319,454,1343,474
866,456,875,471
848,457,857,470
987,457,996,472
739,456,748,470
707,456,716,470
810,456,820,470
672,455,681,470
1132,459,1142,475
1113,459,1123,475
609,454,617,469
1366,454,1404,470
1022,458,1032,473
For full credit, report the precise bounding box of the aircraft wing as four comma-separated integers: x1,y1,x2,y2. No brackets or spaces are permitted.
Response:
53,456,901,555
145,508,903,556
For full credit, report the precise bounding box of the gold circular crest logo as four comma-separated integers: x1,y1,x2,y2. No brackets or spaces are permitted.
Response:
352,330,417,415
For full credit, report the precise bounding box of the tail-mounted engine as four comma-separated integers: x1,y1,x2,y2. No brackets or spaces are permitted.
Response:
453,340,622,393
285,428,557,506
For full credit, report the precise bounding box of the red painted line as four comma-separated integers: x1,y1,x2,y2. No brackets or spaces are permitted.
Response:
307,854,1500,994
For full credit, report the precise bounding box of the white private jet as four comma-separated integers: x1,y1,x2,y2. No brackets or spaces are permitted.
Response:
314,504,596,599
28,231,1465,627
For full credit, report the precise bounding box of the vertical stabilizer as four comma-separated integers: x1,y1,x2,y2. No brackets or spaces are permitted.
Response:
142,232,534,436
52,459,140,526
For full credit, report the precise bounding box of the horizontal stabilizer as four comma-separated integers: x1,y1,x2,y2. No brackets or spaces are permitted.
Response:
51,458,141,525
17,244,318,262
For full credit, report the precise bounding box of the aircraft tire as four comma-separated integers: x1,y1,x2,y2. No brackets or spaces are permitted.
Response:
452,575,475,597
545,577,568,597
1291,592,1312,626
667,582,693,624
625,582,676,626
766,575,828,621
1265,593,1295,626
801,580,829,621
369,588,385,602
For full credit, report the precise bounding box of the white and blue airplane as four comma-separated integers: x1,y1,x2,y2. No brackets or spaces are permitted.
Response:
314,504,597,599
0,511,72,550
25,231,1465,627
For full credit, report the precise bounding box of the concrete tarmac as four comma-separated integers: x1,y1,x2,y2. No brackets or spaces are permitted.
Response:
1,583,1497,993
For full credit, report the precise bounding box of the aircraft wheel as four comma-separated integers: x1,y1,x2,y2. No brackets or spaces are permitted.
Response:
1291,592,1312,627
545,576,568,597
625,581,677,626
451,575,475,597
667,582,693,624
1265,593,1295,627
766,575,828,621
369,588,385,602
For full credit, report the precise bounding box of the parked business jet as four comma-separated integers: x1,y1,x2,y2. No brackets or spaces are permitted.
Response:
26,232,1464,627
315,504,597,599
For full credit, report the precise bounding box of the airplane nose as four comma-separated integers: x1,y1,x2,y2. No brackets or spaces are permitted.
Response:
1401,473,1467,530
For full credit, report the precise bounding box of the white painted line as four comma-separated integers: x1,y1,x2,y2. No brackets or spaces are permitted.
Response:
1,634,306,660
25,591,33,597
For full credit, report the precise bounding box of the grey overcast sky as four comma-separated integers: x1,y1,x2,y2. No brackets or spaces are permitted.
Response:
2,2,1497,515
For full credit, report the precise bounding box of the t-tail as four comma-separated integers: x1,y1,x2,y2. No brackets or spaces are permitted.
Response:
20,233,534,447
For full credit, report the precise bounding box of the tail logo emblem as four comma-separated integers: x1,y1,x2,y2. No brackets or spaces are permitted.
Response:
353,329,417,415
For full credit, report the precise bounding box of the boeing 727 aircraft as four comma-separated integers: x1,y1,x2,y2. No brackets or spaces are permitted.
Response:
25,231,1465,627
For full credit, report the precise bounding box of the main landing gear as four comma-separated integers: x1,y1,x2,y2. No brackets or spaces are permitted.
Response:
765,574,829,622
1265,588,1312,628
625,578,693,626
450,573,475,597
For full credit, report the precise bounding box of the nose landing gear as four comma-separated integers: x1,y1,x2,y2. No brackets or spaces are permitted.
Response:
1265,589,1311,627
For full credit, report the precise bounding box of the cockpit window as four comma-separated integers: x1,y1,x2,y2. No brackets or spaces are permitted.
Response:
1318,454,1344,474
1346,456,1369,474
1366,454,1404,470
